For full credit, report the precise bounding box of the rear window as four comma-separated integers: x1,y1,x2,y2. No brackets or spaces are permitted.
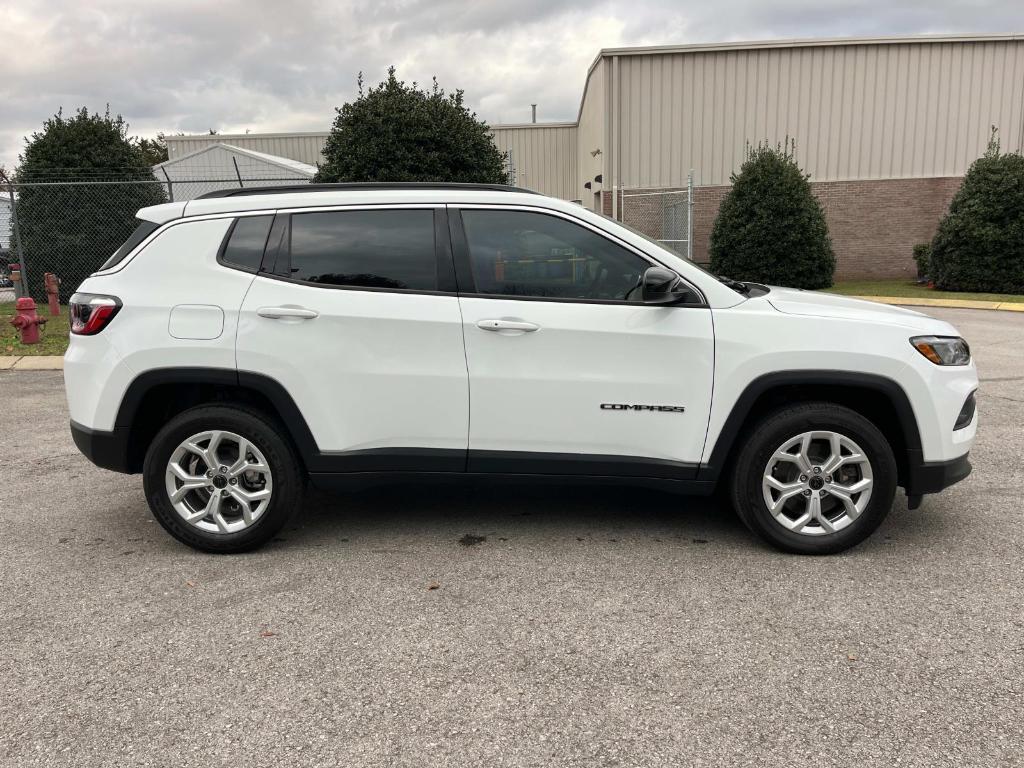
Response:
286,209,436,290
221,215,273,272
98,220,160,271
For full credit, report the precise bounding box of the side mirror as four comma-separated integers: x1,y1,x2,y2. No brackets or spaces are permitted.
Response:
641,266,691,305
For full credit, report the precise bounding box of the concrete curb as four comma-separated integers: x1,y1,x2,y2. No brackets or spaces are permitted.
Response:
0,356,63,370
850,295,1024,312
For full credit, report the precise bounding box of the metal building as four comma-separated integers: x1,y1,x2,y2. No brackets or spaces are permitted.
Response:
154,143,316,200
578,35,1024,195
164,34,1024,277
166,134,330,167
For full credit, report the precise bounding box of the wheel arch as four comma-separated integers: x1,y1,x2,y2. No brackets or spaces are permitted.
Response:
116,368,318,473
701,371,921,486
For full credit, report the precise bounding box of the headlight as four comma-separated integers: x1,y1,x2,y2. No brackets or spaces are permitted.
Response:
910,336,971,366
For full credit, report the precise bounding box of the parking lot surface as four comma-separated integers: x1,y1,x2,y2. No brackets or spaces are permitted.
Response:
1,306,1022,767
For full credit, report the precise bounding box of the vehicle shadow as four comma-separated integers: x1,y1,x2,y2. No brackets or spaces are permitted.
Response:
264,478,960,556
275,479,752,549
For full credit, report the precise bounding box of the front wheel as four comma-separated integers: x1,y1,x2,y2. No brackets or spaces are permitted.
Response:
730,402,897,555
142,405,304,553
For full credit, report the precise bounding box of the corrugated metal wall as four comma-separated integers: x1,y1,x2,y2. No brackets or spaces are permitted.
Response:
490,124,578,199
167,133,330,165
576,59,607,208
606,39,1024,188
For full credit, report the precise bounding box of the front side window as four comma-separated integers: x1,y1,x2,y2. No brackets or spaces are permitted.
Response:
461,209,650,301
287,209,436,290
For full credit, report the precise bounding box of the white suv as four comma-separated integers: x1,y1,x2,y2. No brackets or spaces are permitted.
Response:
65,183,978,555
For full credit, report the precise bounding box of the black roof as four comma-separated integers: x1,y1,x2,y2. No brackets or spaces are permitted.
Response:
195,182,538,200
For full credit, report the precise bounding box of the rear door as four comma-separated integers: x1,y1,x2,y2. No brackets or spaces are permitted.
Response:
235,205,469,472
451,205,714,479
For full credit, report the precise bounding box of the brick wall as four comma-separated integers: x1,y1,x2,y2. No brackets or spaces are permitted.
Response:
615,177,963,280
809,177,961,279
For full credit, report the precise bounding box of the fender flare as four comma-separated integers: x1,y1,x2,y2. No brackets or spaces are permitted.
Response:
699,370,922,481
114,367,321,466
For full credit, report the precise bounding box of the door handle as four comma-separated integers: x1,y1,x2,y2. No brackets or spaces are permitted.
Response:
476,319,540,332
256,306,319,320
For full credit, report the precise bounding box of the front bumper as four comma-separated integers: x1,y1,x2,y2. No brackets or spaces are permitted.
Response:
70,420,134,474
903,449,972,496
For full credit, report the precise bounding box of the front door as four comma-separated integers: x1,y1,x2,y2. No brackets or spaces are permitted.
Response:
451,206,714,479
235,206,468,471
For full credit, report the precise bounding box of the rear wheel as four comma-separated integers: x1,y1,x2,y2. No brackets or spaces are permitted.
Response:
142,405,304,553
730,402,897,554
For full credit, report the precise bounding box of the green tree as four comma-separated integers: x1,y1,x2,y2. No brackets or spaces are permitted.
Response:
315,68,508,184
709,140,835,289
930,129,1024,293
14,107,165,300
136,132,169,165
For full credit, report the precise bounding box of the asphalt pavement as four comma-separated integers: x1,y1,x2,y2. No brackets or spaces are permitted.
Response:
1,306,1022,767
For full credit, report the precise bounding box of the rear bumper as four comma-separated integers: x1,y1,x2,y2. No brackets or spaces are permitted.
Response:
904,450,972,496
70,420,134,474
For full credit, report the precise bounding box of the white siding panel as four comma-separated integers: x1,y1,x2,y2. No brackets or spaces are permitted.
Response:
167,134,330,166
154,145,314,200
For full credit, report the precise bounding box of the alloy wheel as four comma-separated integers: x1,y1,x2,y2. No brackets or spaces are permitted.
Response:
761,430,873,536
164,430,273,534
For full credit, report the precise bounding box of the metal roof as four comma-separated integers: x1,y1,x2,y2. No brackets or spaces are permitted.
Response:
594,32,1024,59
153,143,317,176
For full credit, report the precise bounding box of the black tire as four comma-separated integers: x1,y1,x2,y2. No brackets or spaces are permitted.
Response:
142,404,304,553
729,402,897,555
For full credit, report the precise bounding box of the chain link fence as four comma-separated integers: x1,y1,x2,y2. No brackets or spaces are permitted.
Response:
0,189,17,303
2,175,310,304
617,172,694,259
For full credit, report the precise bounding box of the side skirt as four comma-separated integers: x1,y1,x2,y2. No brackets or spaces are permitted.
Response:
309,471,716,496
307,448,701,481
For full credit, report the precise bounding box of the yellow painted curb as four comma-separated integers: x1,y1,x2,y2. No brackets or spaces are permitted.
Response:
11,356,63,370
851,295,1024,312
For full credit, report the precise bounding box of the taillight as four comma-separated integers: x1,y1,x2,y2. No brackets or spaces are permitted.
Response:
69,293,122,335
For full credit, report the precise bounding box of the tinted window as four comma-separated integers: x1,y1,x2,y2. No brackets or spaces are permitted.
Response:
288,210,436,290
99,220,160,270
461,210,650,301
222,215,273,272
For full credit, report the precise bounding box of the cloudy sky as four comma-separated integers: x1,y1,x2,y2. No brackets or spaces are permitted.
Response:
2,0,1023,170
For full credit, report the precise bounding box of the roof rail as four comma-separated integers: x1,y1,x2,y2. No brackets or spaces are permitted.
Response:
195,182,538,199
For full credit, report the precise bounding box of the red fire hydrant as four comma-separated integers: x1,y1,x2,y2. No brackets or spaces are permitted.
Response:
10,297,47,344
44,272,61,316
